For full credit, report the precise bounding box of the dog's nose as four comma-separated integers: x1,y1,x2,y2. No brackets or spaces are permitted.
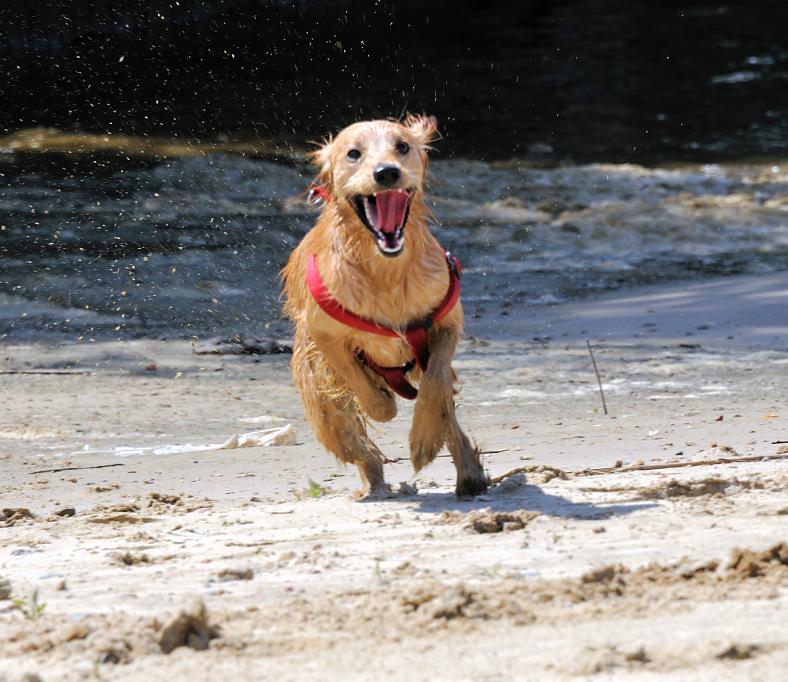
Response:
373,164,401,188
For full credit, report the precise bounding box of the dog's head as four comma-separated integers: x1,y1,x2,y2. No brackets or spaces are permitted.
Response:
310,115,439,258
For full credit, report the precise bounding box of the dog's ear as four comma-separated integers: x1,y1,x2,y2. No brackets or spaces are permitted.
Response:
404,114,439,149
308,136,334,190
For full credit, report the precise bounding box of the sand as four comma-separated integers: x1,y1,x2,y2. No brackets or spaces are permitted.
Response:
0,271,787,681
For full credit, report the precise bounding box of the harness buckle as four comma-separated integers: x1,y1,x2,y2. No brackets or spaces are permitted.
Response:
307,185,329,206
446,251,461,279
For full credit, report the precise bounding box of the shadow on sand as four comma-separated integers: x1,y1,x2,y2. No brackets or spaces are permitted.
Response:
376,474,657,520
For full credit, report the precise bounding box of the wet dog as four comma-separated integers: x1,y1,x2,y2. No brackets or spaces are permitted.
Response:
282,116,487,497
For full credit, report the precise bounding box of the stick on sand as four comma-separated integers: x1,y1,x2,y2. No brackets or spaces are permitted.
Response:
586,339,608,415
29,463,125,475
490,452,788,485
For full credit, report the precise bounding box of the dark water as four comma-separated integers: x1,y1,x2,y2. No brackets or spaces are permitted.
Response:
2,0,788,162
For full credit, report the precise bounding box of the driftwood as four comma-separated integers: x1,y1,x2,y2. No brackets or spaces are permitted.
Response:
30,463,125,475
383,447,509,465
491,452,788,485
0,370,89,375
577,453,788,476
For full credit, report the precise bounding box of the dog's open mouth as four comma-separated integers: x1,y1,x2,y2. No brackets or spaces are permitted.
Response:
351,189,413,257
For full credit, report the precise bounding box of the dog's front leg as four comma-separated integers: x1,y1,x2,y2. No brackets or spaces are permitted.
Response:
292,329,389,498
310,331,397,423
410,324,487,496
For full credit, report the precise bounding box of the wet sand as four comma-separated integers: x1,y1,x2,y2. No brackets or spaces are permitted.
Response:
0,271,787,681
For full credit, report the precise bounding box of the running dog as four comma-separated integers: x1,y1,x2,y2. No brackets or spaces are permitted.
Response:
282,115,487,497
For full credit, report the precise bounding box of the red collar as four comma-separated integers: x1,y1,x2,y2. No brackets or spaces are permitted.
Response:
305,251,462,399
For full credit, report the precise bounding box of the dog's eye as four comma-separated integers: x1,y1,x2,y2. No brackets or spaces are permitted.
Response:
395,141,410,155
347,148,361,160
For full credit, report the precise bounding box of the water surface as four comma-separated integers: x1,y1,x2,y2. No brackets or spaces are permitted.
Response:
2,148,786,341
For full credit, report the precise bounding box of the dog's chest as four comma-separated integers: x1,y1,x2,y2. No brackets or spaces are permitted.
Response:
311,250,451,366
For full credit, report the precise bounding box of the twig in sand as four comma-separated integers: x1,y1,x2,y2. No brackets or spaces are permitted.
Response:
383,453,454,464
489,453,788,485
383,448,509,465
489,464,568,486
586,339,608,415
577,452,788,476
0,370,89,375
29,463,125,475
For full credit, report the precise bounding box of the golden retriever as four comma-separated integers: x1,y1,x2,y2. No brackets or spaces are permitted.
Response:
282,115,487,497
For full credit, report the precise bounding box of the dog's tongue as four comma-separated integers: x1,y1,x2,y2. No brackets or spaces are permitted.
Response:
374,190,410,233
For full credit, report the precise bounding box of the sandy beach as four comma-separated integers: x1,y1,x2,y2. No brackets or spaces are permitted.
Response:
4,2,788,678
1,269,786,681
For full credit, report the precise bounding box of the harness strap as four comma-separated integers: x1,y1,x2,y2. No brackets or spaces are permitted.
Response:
305,252,461,400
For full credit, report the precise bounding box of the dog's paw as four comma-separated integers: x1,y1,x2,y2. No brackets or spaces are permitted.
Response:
455,472,489,498
409,427,444,471
352,481,393,501
358,387,397,423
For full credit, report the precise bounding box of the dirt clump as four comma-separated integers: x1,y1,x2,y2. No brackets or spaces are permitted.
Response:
401,583,474,619
398,582,530,624
467,510,540,533
113,551,152,566
571,644,652,675
93,502,141,513
678,559,720,579
148,492,182,509
158,598,220,654
145,492,209,513
727,542,788,579
716,643,761,660
1,507,35,527
53,507,75,517
93,483,120,493
436,509,540,533
61,623,91,642
216,567,254,582
581,564,620,584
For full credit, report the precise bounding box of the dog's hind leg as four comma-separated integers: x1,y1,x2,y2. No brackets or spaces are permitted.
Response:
410,325,488,496
292,330,389,498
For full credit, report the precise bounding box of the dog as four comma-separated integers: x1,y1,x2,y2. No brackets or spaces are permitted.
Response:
282,115,487,498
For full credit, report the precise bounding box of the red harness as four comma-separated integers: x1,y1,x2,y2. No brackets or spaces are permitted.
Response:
305,252,462,400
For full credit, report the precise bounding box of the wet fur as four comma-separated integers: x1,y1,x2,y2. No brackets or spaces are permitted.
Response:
282,116,487,497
